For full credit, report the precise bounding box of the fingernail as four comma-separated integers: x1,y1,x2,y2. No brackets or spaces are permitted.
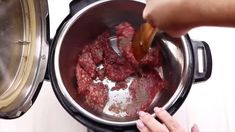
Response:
154,107,162,113
138,111,146,117
136,120,145,128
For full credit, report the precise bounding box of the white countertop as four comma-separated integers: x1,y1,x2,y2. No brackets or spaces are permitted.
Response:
0,0,235,131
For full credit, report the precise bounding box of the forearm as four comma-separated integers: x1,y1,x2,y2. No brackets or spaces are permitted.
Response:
183,0,235,27
143,0,235,33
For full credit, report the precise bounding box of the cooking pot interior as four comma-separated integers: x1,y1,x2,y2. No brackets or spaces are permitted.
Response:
57,0,184,123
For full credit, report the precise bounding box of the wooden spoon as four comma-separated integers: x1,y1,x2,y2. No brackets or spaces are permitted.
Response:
132,23,158,61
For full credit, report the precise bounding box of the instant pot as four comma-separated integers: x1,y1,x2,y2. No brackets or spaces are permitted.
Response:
0,0,212,131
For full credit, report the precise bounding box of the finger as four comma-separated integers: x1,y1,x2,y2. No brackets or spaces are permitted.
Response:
143,10,157,28
162,124,170,131
142,0,154,20
138,111,168,132
154,107,185,131
191,124,200,132
136,120,150,132
143,2,150,20
166,29,189,38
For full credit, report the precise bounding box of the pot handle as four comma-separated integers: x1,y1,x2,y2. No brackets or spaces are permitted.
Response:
192,40,212,82
69,0,97,16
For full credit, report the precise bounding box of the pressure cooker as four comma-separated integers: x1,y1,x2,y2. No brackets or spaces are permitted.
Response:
0,0,212,131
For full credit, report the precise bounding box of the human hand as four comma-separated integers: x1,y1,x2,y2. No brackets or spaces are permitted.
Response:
143,0,235,37
143,0,193,37
136,107,200,132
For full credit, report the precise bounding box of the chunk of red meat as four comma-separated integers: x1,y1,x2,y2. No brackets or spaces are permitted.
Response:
115,22,135,48
103,41,128,65
121,44,139,68
103,42,126,64
90,42,104,64
96,68,105,80
90,32,110,64
97,32,110,45
103,43,135,81
75,64,92,94
140,46,162,68
105,62,134,81
81,44,91,53
111,81,128,91
103,47,119,64
78,52,96,78
85,83,108,112
116,22,135,38
115,22,138,68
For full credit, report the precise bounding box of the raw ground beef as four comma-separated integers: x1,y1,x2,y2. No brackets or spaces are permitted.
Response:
96,68,105,81
85,83,108,112
76,32,110,111
75,64,92,94
104,61,135,82
76,63,108,111
121,44,139,68
81,44,91,53
103,46,119,64
90,32,110,64
140,46,162,68
78,52,96,78
111,81,128,91
81,32,110,64
103,44,135,81
115,22,139,67
75,22,165,115
115,22,135,48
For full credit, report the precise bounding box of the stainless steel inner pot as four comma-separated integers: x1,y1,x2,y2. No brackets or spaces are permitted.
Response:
53,0,193,126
